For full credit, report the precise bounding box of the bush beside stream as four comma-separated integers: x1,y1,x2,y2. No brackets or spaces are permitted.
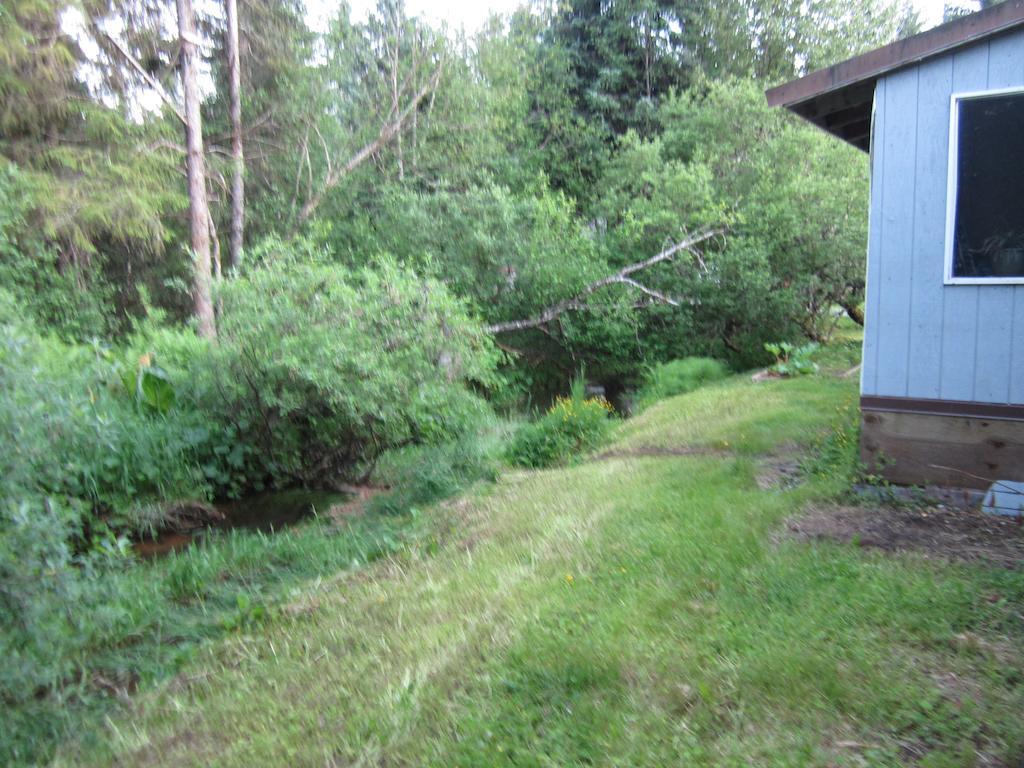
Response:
0,258,501,762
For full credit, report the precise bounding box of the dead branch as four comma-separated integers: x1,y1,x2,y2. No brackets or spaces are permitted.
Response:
97,28,186,126
294,59,444,227
484,227,724,334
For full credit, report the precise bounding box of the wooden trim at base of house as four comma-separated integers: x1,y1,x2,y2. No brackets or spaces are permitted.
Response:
860,396,1024,489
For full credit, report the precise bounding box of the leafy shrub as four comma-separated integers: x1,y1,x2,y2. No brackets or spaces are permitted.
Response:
637,357,729,408
118,257,502,498
765,341,819,377
367,438,502,517
0,258,501,757
0,496,141,682
0,253,499,542
365,404,507,515
0,293,210,529
327,184,613,405
189,258,498,491
507,379,615,468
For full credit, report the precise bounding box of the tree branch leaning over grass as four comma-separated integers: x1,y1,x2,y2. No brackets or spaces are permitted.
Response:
484,227,725,334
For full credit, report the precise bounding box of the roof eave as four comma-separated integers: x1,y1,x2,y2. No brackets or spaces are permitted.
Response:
765,0,1024,152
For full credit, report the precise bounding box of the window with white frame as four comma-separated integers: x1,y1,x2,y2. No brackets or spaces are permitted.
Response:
945,87,1024,283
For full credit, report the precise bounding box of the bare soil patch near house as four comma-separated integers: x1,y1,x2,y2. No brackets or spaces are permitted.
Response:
788,502,1024,568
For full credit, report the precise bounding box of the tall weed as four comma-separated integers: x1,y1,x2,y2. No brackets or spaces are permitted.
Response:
637,357,729,408
507,378,615,468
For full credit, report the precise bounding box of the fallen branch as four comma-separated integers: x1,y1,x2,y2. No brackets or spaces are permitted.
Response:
484,227,724,334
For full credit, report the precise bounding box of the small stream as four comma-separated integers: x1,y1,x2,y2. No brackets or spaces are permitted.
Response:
134,488,354,558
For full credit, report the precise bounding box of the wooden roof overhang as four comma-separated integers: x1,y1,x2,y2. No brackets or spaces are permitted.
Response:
765,0,1024,152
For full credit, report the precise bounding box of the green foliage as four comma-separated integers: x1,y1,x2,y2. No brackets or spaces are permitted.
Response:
120,353,176,414
0,292,210,527
2,506,416,765
660,80,870,346
328,184,602,330
321,182,619,402
637,357,729,408
507,378,615,468
546,0,694,138
591,131,725,256
765,341,820,376
193,257,498,489
687,0,918,81
114,254,502,497
801,396,861,488
367,434,503,517
0,497,132,708
573,78,870,368
364,396,507,517
0,166,111,338
477,9,611,206
0,254,496,531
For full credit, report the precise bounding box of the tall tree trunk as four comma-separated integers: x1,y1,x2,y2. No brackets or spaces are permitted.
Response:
176,0,216,338
225,0,244,271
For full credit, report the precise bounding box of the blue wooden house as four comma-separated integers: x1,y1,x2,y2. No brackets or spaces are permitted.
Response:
767,1,1024,488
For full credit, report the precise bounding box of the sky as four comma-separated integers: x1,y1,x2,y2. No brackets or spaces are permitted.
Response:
63,0,962,117
306,0,524,33
306,0,954,35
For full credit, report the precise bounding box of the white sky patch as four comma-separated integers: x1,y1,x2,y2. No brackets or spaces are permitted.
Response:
61,0,221,119
305,0,525,34
306,0,956,35
61,0,969,121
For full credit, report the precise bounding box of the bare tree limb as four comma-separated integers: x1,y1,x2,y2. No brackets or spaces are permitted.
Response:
619,277,678,306
293,59,444,227
484,227,724,335
97,28,186,126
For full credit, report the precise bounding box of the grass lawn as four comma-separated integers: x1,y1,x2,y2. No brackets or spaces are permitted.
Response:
57,343,1024,767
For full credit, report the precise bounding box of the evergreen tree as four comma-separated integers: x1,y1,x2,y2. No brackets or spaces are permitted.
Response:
548,0,693,137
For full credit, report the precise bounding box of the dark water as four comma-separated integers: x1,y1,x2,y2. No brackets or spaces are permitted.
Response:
215,489,353,532
134,488,354,558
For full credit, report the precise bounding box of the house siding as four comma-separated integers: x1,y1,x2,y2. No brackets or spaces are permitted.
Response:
861,28,1024,405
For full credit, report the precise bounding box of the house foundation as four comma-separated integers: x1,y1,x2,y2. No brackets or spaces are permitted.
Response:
859,397,1024,489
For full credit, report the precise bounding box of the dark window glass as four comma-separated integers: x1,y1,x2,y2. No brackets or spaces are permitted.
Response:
952,91,1024,278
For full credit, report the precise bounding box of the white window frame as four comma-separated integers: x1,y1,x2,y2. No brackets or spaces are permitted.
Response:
944,85,1024,285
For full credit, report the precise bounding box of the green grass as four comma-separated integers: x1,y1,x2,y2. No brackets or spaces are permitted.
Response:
3,512,418,766
53,345,1024,767
614,374,856,456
